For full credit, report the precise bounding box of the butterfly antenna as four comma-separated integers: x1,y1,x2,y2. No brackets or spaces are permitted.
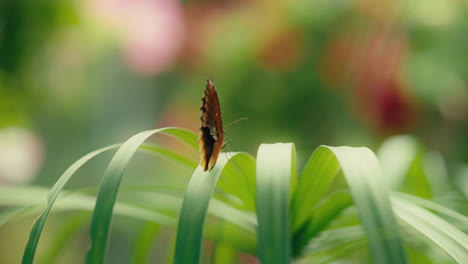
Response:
225,117,248,128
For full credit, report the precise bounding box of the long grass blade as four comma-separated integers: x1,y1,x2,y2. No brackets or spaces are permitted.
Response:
22,144,119,264
22,127,196,264
174,163,222,264
327,146,408,264
392,196,468,263
394,192,468,226
174,152,249,263
303,225,365,257
256,143,296,264
0,206,35,226
140,144,197,168
293,146,408,263
1,184,256,246
86,127,196,263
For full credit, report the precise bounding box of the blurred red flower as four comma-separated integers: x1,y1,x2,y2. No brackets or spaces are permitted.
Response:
321,26,418,135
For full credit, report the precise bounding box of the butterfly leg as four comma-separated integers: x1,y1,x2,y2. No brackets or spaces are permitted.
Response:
221,140,234,165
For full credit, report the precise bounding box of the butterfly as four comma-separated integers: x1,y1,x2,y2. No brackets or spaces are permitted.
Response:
198,78,224,171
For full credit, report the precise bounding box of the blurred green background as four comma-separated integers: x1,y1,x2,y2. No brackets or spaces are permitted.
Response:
0,0,467,263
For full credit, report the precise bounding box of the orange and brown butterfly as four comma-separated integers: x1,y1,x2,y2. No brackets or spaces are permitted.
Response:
198,78,224,171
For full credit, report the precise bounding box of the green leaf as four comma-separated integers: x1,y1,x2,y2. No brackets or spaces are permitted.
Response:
293,190,353,255
87,127,197,264
392,196,468,263
140,144,198,168
1,184,258,259
173,152,250,263
303,225,365,257
394,192,468,227
377,135,419,190
422,151,452,196
378,135,448,198
404,151,432,198
293,146,407,263
203,217,256,254
0,206,34,226
327,146,408,264
256,143,296,264
22,144,119,264
291,147,341,231
215,153,256,211
21,127,196,264
0,186,177,225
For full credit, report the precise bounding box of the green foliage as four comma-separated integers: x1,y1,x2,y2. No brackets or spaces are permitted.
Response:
256,143,295,263
0,128,466,263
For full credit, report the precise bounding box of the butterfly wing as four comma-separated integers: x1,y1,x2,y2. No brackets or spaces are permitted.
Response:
198,78,224,171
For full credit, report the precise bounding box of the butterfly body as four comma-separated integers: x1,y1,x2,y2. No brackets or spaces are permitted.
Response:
198,78,224,171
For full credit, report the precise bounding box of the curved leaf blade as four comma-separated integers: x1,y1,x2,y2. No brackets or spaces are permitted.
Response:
86,127,196,263
291,147,341,231
392,196,468,263
293,146,408,263
327,146,408,264
22,144,119,264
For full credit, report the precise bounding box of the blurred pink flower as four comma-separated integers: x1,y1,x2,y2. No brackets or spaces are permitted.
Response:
89,0,186,75
0,128,44,184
